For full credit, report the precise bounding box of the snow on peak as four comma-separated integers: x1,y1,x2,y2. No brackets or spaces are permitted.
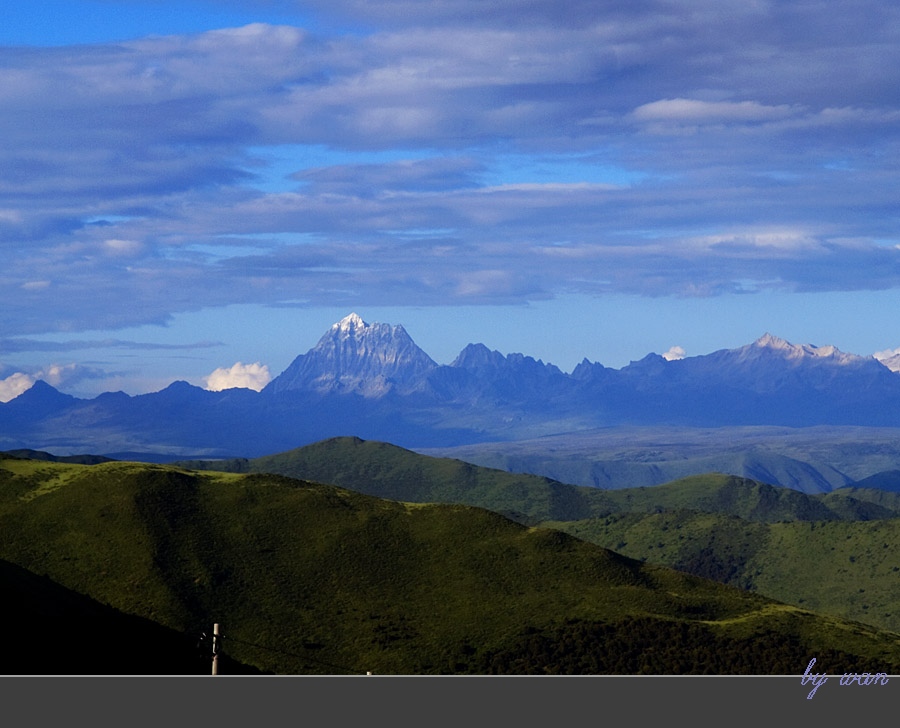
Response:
753,333,792,350
334,312,368,332
752,333,861,365
874,347,900,373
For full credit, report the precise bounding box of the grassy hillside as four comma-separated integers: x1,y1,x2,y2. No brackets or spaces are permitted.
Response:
0,449,115,465
174,437,900,524
547,512,900,634
175,437,616,523
174,437,900,642
3,456,900,674
579,474,900,522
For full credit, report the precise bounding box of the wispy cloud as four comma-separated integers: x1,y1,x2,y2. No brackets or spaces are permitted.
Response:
0,338,223,354
632,98,802,127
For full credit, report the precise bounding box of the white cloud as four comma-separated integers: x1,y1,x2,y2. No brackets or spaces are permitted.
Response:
632,98,799,125
204,361,271,391
0,372,35,402
103,239,143,257
21,281,51,291
0,363,124,400
662,346,686,361
42,363,78,386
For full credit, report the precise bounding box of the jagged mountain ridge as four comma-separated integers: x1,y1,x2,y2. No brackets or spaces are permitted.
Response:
4,314,900,459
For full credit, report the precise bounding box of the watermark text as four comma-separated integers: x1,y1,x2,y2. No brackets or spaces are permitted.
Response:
801,658,889,699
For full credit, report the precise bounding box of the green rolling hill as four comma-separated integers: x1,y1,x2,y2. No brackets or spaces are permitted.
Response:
173,437,900,639
3,454,900,675
547,511,900,635
173,437,900,524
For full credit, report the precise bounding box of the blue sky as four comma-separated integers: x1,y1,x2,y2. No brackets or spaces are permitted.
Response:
3,0,900,399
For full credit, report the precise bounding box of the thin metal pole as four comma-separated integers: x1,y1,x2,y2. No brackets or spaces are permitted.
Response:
212,623,220,676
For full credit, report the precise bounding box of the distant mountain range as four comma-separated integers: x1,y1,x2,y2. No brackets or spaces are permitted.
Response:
5,313,900,469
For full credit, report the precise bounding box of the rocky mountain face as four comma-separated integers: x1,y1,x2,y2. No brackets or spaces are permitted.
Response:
4,316,900,458
266,313,437,397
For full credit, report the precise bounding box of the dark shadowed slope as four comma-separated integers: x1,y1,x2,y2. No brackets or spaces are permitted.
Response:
0,558,261,675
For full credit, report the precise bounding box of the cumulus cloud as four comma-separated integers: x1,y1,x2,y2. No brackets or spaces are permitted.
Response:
41,363,78,386
662,346,686,361
0,372,35,402
204,362,272,391
0,362,108,401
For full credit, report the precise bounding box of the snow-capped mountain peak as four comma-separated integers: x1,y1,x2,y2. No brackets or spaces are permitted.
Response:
751,333,864,365
873,348,900,373
265,313,437,396
753,332,793,351
334,312,367,333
